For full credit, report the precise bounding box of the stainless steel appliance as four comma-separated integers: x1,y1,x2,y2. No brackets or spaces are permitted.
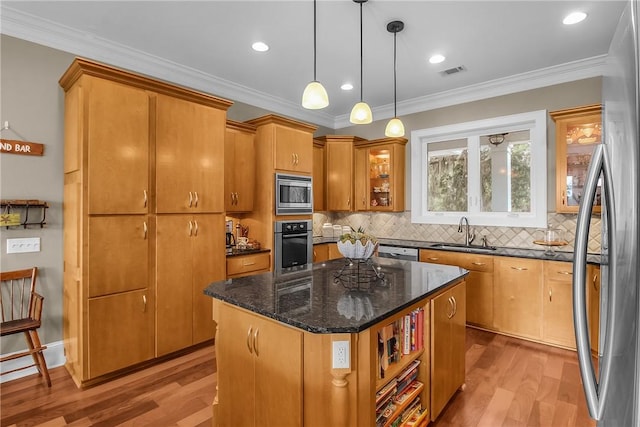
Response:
377,245,419,261
274,220,313,270
572,1,639,425
275,173,313,215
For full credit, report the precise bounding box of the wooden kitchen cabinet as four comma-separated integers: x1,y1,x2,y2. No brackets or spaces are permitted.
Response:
156,214,225,356
494,257,543,340
542,260,576,349
313,243,343,262
226,251,271,278
225,120,256,212
217,302,303,427
156,93,226,214
420,249,493,328
60,58,232,386
430,281,466,421
313,139,326,211
550,104,602,213
317,135,366,211
354,137,407,212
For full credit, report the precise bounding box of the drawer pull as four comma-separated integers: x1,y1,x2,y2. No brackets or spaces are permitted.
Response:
243,261,256,266
471,262,486,266
557,270,572,275
510,266,528,271
427,257,439,261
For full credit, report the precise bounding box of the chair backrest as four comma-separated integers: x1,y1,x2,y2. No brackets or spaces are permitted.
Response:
0,267,39,323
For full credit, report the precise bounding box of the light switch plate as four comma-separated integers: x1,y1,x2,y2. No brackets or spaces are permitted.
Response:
7,237,41,253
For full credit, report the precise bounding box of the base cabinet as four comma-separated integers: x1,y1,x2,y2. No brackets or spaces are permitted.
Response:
217,303,303,427
542,260,577,349
588,264,601,355
313,243,343,262
430,281,466,421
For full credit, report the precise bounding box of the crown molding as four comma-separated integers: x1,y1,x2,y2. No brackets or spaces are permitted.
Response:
334,55,607,129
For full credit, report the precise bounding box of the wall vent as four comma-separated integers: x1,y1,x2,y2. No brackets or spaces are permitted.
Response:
440,66,466,76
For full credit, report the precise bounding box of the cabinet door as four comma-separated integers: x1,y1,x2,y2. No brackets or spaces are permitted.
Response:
312,142,325,211
156,94,225,213
192,214,225,344
254,316,303,427
217,304,256,427
156,215,194,356
494,257,543,340
326,141,353,211
354,148,369,211
88,289,154,378
88,216,150,297
543,261,576,348
313,244,329,262
87,78,149,214
274,126,312,173
225,127,255,212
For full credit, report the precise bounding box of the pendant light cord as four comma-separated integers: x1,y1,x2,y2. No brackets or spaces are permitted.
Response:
393,30,397,117
359,1,364,102
313,0,317,81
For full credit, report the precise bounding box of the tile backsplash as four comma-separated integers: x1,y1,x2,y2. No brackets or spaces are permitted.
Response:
313,211,601,254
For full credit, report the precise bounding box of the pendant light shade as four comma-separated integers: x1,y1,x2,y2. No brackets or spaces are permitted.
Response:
385,20,405,137
350,0,372,124
302,0,329,109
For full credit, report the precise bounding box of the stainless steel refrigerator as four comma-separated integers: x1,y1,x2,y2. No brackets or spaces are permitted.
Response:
573,0,640,425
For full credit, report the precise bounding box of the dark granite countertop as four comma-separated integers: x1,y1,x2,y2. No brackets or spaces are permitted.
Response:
313,236,601,264
204,257,468,334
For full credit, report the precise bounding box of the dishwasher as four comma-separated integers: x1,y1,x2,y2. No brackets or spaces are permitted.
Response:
377,245,419,261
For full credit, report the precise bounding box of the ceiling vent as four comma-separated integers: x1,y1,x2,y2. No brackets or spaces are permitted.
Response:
440,66,466,76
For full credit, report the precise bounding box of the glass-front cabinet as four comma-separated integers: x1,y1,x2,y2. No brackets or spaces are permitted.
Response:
354,137,407,212
550,104,602,213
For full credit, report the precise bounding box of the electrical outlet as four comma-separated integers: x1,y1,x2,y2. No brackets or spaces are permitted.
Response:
332,340,350,369
6,237,41,254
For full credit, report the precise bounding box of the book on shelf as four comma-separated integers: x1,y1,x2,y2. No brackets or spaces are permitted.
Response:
379,380,424,427
377,307,425,379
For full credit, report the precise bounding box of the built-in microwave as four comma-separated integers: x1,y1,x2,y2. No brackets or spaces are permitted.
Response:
275,173,313,215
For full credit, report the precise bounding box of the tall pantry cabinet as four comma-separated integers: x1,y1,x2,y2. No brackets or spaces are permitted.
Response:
60,58,232,386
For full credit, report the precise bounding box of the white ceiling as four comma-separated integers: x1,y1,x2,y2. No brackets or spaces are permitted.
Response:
0,1,626,129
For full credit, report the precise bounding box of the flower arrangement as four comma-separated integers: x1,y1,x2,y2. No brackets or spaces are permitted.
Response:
336,226,378,260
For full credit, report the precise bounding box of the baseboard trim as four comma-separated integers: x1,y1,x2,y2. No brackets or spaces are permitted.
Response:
0,340,66,383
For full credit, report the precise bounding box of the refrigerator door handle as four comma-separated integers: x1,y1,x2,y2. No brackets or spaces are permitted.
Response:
573,143,614,420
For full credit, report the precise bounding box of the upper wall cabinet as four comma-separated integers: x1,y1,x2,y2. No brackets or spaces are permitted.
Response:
550,104,602,213
312,139,326,212
355,137,407,212
225,120,257,212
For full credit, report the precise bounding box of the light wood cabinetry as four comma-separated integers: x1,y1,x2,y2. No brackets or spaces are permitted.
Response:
494,257,543,340
542,260,576,349
156,214,224,356
226,252,271,278
421,249,493,328
312,139,326,211
216,303,303,427
588,264,601,354
354,137,407,212
313,243,343,262
430,281,466,421
550,104,602,213
225,120,256,212
60,58,231,386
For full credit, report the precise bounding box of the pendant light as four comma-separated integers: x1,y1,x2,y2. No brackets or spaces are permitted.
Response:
350,0,372,124
385,20,405,137
302,0,329,109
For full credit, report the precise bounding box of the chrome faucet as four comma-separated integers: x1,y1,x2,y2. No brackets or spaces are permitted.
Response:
458,216,476,246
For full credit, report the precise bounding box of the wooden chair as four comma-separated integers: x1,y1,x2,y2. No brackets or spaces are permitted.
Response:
0,267,51,386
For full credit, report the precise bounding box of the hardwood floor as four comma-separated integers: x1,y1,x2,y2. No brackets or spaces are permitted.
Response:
0,329,595,427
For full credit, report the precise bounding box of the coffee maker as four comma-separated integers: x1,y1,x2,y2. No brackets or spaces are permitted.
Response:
225,220,235,253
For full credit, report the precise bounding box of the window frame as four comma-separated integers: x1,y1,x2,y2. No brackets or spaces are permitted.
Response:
410,110,548,228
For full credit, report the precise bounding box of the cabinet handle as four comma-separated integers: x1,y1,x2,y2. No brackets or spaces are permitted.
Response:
194,192,199,207
557,270,572,275
247,326,253,354
427,257,439,261
143,295,147,312
188,192,193,207
471,262,486,266
292,153,296,165
549,287,553,302
447,296,454,319
243,261,256,266
347,198,350,207
193,220,199,237
253,328,260,356
143,221,148,239
593,274,599,291
510,266,528,271
453,296,457,316
230,192,235,205
188,220,193,236
234,192,239,205
143,190,148,208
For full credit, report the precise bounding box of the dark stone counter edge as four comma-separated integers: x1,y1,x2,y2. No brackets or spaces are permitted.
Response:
205,271,469,335
313,237,602,265
226,248,270,257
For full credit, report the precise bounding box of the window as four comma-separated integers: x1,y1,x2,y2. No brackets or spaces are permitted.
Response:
411,110,547,228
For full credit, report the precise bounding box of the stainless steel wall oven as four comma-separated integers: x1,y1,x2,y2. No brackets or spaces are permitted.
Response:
273,220,313,270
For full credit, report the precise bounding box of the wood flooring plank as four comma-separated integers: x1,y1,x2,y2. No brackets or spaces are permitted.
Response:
550,400,578,427
476,387,514,426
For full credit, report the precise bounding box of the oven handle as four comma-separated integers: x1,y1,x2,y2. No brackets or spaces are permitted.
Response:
281,232,311,238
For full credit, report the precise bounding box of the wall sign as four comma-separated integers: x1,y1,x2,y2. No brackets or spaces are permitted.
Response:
0,139,44,156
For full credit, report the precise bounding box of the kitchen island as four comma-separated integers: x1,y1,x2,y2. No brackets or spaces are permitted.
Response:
204,257,468,427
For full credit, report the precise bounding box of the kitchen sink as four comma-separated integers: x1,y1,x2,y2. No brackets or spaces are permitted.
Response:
429,242,498,252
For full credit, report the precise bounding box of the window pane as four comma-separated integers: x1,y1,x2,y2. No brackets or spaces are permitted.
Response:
427,139,468,212
479,131,531,213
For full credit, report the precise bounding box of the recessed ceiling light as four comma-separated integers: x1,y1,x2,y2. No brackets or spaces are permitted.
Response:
429,54,446,64
563,11,587,25
252,41,269,52
341,83,354,91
